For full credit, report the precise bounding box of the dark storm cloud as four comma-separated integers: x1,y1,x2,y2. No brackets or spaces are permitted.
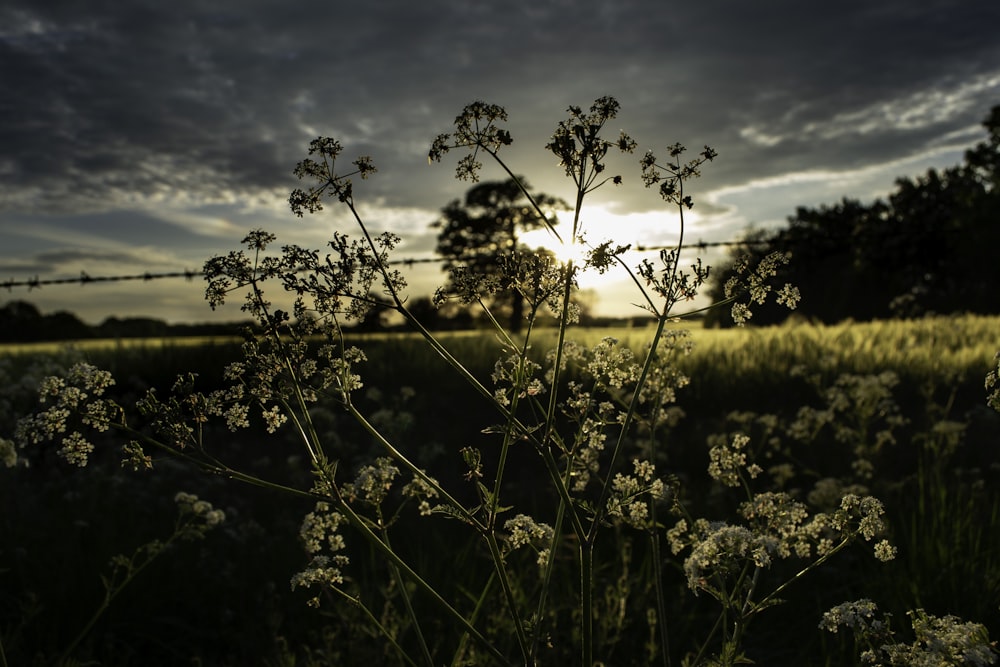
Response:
0,248,153,276
2,0,998,218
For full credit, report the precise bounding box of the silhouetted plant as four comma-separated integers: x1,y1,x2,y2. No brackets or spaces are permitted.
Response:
8,97,998,667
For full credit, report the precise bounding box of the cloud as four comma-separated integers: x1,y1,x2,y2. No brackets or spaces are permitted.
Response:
2,0,999,320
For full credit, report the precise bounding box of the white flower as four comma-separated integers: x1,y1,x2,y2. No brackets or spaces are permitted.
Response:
873,539,897,562
0,438,17,468
58,431,94,467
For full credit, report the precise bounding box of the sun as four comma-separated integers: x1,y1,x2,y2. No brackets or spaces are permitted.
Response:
519,207,630,286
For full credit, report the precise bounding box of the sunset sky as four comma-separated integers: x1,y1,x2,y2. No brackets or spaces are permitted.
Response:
3,0,999,323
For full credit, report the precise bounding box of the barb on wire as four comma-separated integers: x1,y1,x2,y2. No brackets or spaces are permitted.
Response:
1,237,767,292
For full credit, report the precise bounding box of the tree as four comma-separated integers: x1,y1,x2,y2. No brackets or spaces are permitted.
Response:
432,178,567,332
705,104,1000,326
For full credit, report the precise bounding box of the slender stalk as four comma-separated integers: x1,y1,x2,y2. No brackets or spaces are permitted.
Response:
331,587,420,667
58,520,190,664
580,539,595,667
347,404,481,529
487,306,536,523
451,570,497,667
649,525,672,667
483,146,564,242
530,494,567,662
334,491,513,666
482,531,531,662
348,402,531,662
748,537,854,616
380,520,434,667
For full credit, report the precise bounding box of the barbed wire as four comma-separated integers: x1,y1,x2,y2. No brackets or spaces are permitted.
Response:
1,237,771,292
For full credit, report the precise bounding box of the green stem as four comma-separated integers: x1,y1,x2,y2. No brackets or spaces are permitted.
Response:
334,495,512,666
451,570,497,667
58,524,186,663
380,521,434,667
649,524,672,667
590,314,670,537
580,539,594,667
484,147,564,242
347,404,481,529
530,494,567,662
331,587,420,667
748,537,853,617
482,532,531,663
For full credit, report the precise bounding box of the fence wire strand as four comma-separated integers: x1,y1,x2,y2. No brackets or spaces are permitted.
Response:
2,238,771,291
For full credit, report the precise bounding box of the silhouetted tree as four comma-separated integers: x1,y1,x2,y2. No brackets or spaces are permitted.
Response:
0,300,93,341
705,104,1000,326
432,178,567,332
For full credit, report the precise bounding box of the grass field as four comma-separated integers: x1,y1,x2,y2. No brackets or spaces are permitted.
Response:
2,315,998,665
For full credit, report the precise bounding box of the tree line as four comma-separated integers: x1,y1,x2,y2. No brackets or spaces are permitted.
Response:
0,300,255,342
704,104,1000,326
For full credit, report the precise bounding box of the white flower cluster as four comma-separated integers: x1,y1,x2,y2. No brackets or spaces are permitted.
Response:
822,600,998,666
401,473,440,516
723,251,797,325
292,501,350,606
173,491,226,541
678,522,778,591
343,457,400,506
492,351,545,407
1,437,17,468
504,513,554,570
607,459,667,529
987,351,1000,413
669,491,895,595
14,363,117,467
707,432,754,488
819,598,882,633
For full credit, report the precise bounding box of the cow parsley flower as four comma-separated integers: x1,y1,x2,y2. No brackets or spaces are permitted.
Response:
59,431,94,467
0,437,17,468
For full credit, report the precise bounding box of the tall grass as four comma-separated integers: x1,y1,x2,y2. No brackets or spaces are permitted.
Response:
3,98,998,666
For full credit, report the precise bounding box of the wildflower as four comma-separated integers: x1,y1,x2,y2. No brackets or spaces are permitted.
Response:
261,405,287,433
666,519,689,554
833,494,889,541
683,523,777,592
299,502,347,556
402,473,440,516
873,539,897,562
59,431,94,467
0,437,17,468
504,514,553,551
343,457,399,506
776,283,801,309
173,491,226,537
987,351,1000,412
290,555,348,593
707,432,750,487
121,440,153,471
731,302,752,326
819,599,880,633
224,404,250,431
822,601,999,666
606,459,666,528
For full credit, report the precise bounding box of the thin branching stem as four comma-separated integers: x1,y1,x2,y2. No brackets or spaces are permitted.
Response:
379,519,435,667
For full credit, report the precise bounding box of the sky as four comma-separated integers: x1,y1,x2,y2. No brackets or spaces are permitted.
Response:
3,0,999,324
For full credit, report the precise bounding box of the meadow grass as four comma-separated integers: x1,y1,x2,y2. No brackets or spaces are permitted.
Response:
5,95,998,666
3,315,997,665
4,314,994,383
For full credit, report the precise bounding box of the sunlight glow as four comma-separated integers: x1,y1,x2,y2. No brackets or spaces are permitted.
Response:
520,205,692,288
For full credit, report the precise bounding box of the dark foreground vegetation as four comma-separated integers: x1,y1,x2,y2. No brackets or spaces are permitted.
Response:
2,317,998,665
3,97,999,666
